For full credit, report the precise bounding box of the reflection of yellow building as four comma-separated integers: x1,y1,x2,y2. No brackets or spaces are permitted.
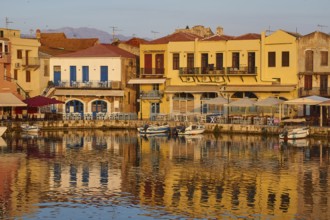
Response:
134,26,299,119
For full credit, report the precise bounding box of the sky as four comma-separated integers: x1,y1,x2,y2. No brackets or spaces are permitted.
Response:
3,0,330,39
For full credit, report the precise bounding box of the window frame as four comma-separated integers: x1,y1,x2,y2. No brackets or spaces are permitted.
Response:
268,52,276,67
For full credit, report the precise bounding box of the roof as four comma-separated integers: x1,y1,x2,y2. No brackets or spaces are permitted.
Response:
39,32,99,56
202,34,234,41
146,32,202,44
55,44,136,58
124,37,149,47
233,33,261,40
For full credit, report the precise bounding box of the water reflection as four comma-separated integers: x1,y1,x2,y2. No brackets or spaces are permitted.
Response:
0,130,329,219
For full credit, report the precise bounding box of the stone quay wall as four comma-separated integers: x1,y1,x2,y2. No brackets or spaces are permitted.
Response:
2,119,330,138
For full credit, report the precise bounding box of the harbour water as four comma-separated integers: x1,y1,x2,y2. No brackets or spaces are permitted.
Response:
0,129,329,219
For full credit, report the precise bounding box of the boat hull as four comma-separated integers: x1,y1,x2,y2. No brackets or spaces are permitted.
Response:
21,124,40,133
137,124,170,134
176,124,205,135
279,127,309,139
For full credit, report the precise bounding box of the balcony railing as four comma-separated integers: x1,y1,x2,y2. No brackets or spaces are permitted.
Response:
299,87,330,97
54,80,121,89
141,90,163,99
140,68,165,77
179,67,257,75
22,57,40,66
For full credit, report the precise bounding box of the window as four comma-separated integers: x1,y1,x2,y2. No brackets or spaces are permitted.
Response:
232,52,240,69
304,75,312,90
17,50,22,59
282,51,289,67
201,53,208,73
14,69,18,80
268,52,276,67
216,53,223,70
321,51,328,66
172,53,179,70
26,70,31,82
44,65,49,76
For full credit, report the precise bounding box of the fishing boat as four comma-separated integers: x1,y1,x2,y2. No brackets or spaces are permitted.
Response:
137,123,170,134
0,126,7,136
176,123,205,135
21,124,40,133
279,126,309,139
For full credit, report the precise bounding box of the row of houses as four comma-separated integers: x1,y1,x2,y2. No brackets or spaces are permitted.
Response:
1,25,330,120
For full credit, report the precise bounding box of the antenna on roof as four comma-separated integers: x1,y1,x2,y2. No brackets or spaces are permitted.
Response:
5,17,13,29
317,24,328,32
266,26,274,35
109,26,122,42
151,30,159,39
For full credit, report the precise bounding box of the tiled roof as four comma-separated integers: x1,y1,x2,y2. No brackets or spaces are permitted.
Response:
124,37,149,47
56,44,136,58
39,32,99,56
146,32,202,44
233,33,261,40
202,34,234,41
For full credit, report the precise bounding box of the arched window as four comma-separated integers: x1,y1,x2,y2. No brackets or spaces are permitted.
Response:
232,92,258,99
173,93,194,113
66,100,84,113
201,92,218,114
92,100,107,118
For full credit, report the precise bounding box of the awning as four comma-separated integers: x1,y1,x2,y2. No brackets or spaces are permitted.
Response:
165,85,220,93
128,78,166,84
224,85,295,92
54,89,124,96
0,93,27,107
284,95,330,105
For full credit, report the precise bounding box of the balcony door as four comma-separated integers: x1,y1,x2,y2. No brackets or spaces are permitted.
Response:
144,54,152,74
155,54,164,74
70,66,77,86
248,52,256,73
320,75,328,95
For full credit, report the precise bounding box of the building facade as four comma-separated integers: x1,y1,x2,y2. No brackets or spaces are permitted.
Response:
48,44,137,118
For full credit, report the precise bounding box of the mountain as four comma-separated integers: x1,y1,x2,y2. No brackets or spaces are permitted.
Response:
41,27,132,43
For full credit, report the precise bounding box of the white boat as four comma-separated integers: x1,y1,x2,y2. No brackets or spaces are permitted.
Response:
0,126,7,136
137,124,170,134
21,124,40,133
176,123,205,135
279,127,309,139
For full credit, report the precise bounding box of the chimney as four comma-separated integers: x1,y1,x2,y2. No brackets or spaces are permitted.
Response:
216,26,224,36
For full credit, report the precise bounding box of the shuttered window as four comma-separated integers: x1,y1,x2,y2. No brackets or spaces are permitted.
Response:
305,50,314,71
304,75,312,90
268,52,276,67
282,51,289,67
321,51,328,66
216,53,223,70
173,53,179,70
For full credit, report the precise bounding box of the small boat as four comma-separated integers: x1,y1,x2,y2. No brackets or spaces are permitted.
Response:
21,124,40,133
137,124,170,134
176,123,205,135
0,126,7,136
279,127,309,139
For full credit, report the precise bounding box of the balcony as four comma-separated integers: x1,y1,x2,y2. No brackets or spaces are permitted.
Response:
141,90,163,100
140,68,165,78
299,87,330,97
22,57,40,68
54,80,122,89
226,67,257,75
0,52,10,63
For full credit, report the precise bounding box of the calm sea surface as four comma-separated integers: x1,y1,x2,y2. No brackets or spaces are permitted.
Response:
0,129,329,220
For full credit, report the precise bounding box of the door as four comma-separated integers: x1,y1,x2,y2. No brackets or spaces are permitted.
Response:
92,100,107,119
100,66,108,81
320,75,328,95
150,103,160,120
144,54,152,74
53,71,61,86
248,52,256,73
70,66,77,86
82,66,89,82
155,54,164,74
201,53,208,74
232,52,240,69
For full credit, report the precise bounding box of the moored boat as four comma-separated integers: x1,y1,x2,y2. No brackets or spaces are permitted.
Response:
279,126,309,139
21,124,40,133
176,123,205,135
137,123,170,134
0,126,7,136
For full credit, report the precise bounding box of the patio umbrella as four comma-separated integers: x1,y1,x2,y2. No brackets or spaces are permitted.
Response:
24,95,64,107
285,95,330,127
254,97,284,118
227,97,256,116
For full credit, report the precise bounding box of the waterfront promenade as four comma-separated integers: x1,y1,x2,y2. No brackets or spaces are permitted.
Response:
2,117,330,138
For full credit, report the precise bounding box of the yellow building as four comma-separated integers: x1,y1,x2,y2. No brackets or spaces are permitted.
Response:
0,28,42,98
135,27,299,120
